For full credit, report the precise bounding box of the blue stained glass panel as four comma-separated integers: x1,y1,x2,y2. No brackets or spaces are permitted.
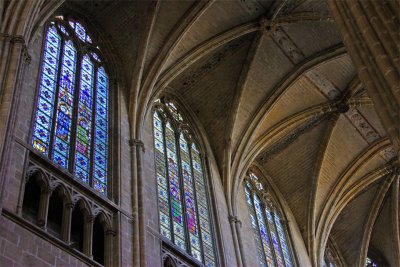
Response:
95,128,107,144
36,110,51,129
44,40,59,59
94,139,107,153
53,151,68,169
33,19,111,194
93,165,107,183
93,66,109,194
43,61,57,77
245,187,267,267
93,179,106,194
32,26,61,156
265,207,284,266
191,143,215,266
94,154,107,170
165,123,185,249
38,85,55,104
73,21,86,41
96,105,107,119
37,97,53,114
95,116,107,130
153,112,172,239
97,94,107,108
274,212,293,267
74,55,93,183
57,24,69,36
179,135,201,259
75,167,89,183
254,194,275,267
54,137,69,156
33,124,51,152
52,40,76,168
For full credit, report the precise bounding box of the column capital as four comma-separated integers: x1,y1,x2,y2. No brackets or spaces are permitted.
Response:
228,215,242,227
129,139,145,153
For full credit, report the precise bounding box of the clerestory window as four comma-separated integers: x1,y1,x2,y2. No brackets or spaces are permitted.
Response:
31,16,110,195
152,97,216,267
244,171,295,267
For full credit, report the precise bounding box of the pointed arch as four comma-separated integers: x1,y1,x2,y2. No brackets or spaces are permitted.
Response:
242,166,297,267
30,15,111,196
152,96,217,266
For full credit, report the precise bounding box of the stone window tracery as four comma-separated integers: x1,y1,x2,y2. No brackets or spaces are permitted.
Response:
152,97,216,267
244,171,295,267
31,15,110,196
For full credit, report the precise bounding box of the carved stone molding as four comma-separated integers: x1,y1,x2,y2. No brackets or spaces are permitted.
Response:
129,139,145,153
228,215,242,227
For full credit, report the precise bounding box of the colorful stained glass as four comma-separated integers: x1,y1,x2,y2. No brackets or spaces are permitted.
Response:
51,40,76,167
179,134,201,261
265,207,284,267
73,54,93,183
152,102,216,266
92,67,108,194
191,143,215,266
254,194,275,267
153,112,172,239
274,212,293,267
32,26,61,155
32,17,109,195
245,187,267,267
244,173,295,267
165,122,185,250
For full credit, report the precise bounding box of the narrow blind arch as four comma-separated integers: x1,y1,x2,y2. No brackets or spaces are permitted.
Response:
152,98,216,267
244,171,295,267
31,16,110,195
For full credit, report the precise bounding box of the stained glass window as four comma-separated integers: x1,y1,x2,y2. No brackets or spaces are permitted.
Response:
244,171,295,267
152,98,216,266
365,257,378,267
32,16,109,195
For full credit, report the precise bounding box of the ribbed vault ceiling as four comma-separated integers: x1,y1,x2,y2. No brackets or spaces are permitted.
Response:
61,0,398,265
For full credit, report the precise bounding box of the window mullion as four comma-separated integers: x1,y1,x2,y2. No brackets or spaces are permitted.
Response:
48,38,65,160
175,131,190,254
188,143,205,263
161,118,175,244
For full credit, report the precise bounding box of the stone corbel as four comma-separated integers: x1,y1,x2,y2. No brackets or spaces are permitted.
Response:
0,33,31,65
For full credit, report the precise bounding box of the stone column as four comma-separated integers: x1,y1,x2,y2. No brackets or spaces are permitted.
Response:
61,202,74,243
129,139,140,267
83,215,94,257
328,0,400,160
0,34,31,213
104,229,115,267
37,188,52,229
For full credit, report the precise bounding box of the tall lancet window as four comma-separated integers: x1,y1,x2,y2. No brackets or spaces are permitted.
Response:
31,16,110,195
244,171,295,267
152,98,216,267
